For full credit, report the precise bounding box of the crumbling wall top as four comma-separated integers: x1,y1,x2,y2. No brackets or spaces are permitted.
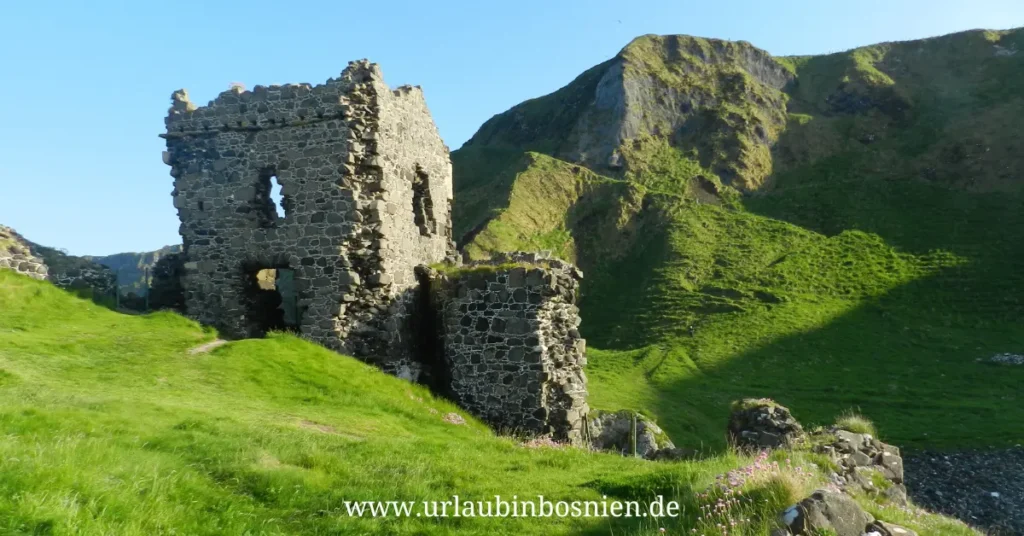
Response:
163,60,402,135
446,251,584,283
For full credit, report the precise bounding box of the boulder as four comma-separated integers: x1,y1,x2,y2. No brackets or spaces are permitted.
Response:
727,398,806,451
781,489,874,536
587,410,682,460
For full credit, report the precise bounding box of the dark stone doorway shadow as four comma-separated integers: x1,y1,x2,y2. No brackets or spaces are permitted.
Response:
241,263,300,337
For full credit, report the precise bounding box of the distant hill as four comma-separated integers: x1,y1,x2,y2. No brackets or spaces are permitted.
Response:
87,244,182,295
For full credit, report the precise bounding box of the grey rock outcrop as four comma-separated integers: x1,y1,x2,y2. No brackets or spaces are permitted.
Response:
780,489,874,536
778,489,919,536
812,427,907,505
727,398,806,451
463,35,794,191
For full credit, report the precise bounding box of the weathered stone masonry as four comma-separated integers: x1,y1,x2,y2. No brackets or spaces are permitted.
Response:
424,252,590,445
162,62,589,445
162,60,454,376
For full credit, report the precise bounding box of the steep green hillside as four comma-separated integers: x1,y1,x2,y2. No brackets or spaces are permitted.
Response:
87,244,182,295
0,270,981,535
453,28,1024,452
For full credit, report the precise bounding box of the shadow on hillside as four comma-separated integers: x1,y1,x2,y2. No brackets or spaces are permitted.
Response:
639,179,1024,455
574,199,676,351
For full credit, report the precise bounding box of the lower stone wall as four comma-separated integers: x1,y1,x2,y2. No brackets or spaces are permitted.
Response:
47,263,117,297
0,226,48,280
426,252,589,445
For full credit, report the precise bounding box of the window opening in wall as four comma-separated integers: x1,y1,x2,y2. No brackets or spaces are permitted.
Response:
256,169,286,228
243,266,300,336
269,180,284,218
412,165,436,236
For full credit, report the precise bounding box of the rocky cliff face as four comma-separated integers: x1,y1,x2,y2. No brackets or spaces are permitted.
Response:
86,244,182,295
451,28,1024,348
463,35,793,192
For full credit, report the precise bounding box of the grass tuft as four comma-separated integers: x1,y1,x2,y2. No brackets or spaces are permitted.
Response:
835,410,878,437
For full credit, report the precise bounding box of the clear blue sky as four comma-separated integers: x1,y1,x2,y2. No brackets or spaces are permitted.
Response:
1,0,1021,256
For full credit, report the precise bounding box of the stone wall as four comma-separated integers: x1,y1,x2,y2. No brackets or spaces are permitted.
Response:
162,60,454,376
426,252,589,445
0,226,48,280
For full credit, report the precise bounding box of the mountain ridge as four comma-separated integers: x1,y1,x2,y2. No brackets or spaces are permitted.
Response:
449,26,1024,458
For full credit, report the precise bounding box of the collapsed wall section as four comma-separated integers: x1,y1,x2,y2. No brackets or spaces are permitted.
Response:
0,226,48,280
426,252,589,445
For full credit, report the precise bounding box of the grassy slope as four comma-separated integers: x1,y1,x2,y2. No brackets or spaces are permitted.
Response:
454,28,1024,453
0,270,978,535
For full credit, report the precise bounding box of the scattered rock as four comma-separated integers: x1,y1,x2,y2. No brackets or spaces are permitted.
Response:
810,426,907,504
989,353,1024,365
779,489,922,536
443,412,466,425
781,489,874,536
727,398,806,451
904,446,1024,535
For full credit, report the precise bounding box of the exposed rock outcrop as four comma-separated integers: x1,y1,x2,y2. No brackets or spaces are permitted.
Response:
777,489,920,536
811,427,907,505
779,489,875,536
727,398,806,451
463,35,794,191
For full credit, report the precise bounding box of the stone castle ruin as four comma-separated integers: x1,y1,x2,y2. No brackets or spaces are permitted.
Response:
161,61,589,444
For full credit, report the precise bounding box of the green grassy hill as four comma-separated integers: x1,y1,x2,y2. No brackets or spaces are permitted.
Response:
0,269,979,535
453,28,1024,453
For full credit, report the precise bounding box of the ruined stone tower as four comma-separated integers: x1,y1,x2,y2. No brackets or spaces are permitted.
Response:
423,252,590,445
161,60,454,377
